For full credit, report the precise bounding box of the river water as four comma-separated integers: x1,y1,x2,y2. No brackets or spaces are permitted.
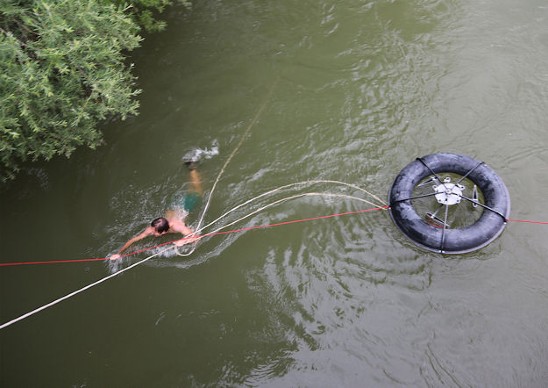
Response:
1,0,548,386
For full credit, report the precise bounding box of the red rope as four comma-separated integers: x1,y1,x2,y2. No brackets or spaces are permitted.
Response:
507,218,548,225
0,205,389,268
200,206,390,238
2,207,545,267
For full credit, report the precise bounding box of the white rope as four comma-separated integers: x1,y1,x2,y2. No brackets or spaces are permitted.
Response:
0,247,171,330
0,77,387,329
195,80,278,233
196,180,386,235
0,188,386,329
176,179,386,256
175,182,387,257
206,191,386,237
177,179,385,254
178,80,278,257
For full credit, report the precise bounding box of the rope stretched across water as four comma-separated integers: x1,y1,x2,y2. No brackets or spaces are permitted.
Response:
0,82,279,329
1,74,546,327
0,184,386,268
1,202,545,269
202,191,386,238
0,202,389,330
188,79,279,255
0,247,171,330
1,193,546,329
507,218,548,225
195,179,387,236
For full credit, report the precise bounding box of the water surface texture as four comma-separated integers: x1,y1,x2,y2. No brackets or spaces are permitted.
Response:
1,0,548,386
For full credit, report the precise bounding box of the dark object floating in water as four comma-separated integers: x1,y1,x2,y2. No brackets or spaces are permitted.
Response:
388,153,511,254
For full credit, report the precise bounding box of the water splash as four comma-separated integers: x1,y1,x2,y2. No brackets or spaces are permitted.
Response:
181,140,220,164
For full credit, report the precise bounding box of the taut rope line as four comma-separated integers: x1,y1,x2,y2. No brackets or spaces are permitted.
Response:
1,203,388,268
0,204,388,330
199,205,389,238
507,218,548,225
194,179,387,236
1,201,546,329
0,247,171,330
204,192,386,237
193,79,279,239
1,205,545,269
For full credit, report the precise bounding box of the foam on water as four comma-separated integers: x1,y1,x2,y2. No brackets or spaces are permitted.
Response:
181,139,220,164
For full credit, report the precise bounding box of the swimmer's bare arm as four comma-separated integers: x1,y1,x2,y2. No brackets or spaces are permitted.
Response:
110,228,152,260
169,221,201,246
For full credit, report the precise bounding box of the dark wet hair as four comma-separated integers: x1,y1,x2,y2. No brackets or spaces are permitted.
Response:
151,217,169,234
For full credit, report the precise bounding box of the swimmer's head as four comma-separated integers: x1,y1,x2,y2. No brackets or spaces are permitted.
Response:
151,217,169,235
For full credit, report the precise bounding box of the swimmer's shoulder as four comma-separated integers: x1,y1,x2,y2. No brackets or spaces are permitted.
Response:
168,217,188,232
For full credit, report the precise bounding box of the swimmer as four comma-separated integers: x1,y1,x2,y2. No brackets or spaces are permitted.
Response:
110,157,204,260
109,215,201,260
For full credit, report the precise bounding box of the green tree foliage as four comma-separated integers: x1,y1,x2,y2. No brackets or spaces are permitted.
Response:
0,0,142,181
107,0,191,33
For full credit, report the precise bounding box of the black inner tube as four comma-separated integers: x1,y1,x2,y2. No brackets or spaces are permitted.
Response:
388,153,511,254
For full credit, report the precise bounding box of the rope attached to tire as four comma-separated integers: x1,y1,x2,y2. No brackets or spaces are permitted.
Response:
388,153,511,254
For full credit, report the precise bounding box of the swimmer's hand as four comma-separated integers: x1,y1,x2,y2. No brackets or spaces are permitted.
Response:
173,235,202,247
109,254,122,261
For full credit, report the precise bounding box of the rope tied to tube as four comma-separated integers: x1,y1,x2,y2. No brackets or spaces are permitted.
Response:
0,202,389,329
1,202,390,268
0,192,546,329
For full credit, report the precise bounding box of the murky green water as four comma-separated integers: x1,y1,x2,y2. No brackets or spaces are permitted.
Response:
2,0,548,386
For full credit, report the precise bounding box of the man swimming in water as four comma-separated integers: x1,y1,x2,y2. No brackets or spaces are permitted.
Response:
109,215,200,260
110,156,203,260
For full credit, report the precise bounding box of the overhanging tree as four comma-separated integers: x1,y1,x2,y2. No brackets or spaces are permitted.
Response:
0,0,142,181
108,0,191,33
